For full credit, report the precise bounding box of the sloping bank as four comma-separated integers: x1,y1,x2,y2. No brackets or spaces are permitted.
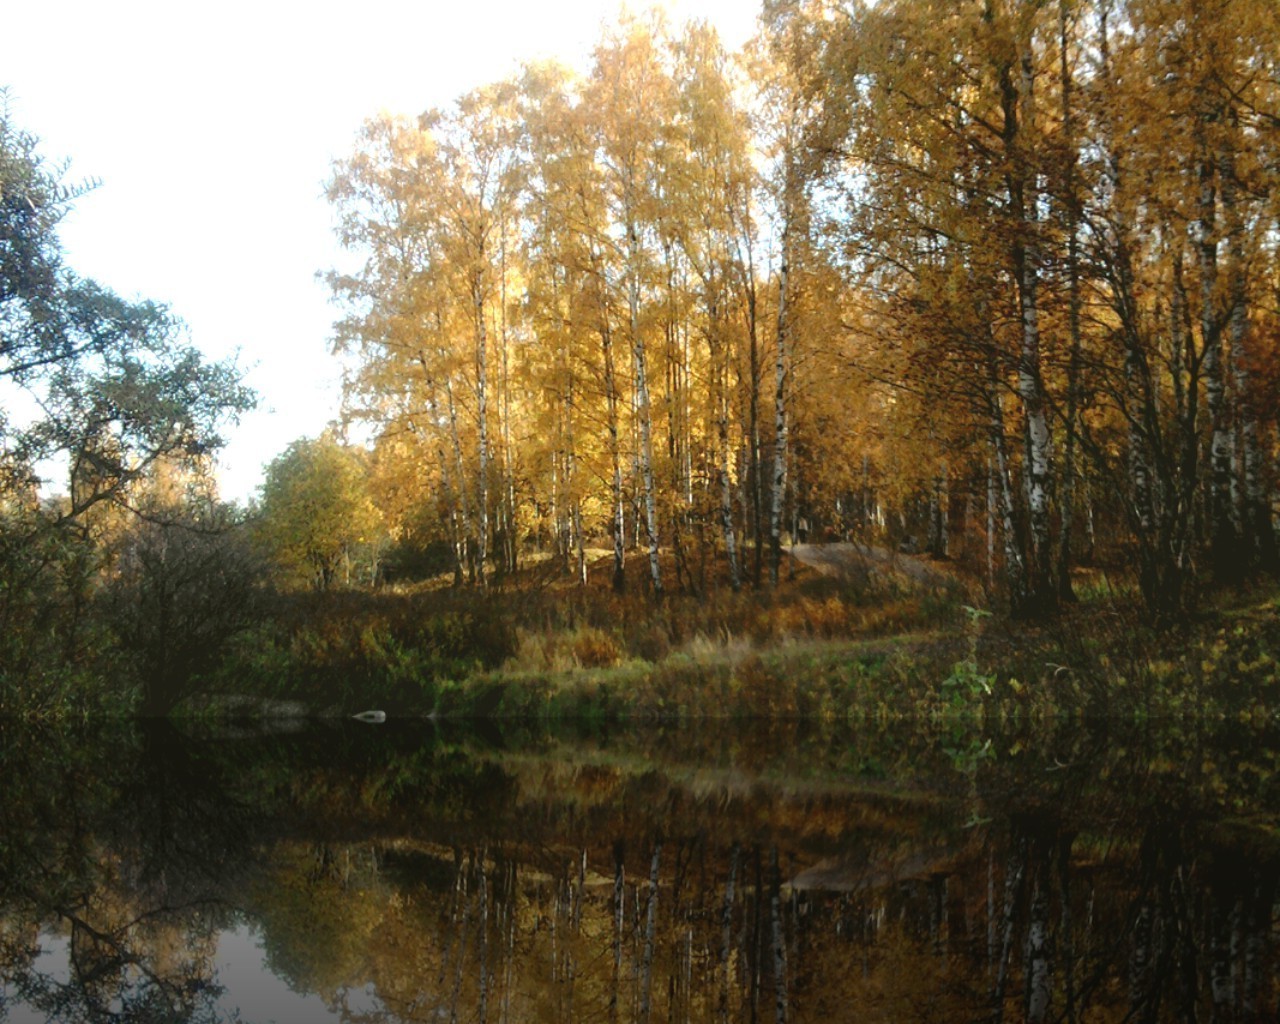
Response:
193,584,1280,724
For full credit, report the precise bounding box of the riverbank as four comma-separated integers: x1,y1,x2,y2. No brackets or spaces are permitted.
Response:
191,555,1280,725
6,547,1276,723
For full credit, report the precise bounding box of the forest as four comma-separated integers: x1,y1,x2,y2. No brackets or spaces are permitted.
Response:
2,0,1279,719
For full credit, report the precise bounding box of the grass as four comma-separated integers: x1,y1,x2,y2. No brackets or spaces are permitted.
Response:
170,549,1280,724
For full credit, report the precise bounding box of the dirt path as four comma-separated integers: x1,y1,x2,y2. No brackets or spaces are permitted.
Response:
788,542,954,588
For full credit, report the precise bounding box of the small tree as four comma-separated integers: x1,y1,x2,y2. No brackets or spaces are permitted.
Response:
256,433,383,589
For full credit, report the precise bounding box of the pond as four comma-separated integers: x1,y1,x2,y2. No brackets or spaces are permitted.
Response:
1,717,1277,1022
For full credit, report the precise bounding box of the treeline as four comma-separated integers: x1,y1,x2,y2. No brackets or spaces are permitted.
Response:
328,0,1280,620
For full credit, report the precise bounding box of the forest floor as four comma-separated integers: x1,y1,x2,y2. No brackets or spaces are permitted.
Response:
788,542,955,588
193,542,1280,724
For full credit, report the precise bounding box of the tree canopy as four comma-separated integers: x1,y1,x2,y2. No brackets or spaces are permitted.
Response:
0,96,254,709
325,0,1280,622
255,432,383,589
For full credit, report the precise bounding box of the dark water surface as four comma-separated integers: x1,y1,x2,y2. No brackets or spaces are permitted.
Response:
2,717,1278,1022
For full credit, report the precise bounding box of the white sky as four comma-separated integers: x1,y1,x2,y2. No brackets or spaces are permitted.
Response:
1,0,758,503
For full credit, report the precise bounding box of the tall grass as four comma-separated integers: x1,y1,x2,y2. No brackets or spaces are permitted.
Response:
204,558,966,717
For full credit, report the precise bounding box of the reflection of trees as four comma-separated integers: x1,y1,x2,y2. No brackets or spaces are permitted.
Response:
3,900,227,1024
0,724,255,1023
3,721,1280,1021
267,724,1279,1024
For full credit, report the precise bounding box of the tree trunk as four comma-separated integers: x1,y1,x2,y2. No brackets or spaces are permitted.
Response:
768,845,788,1024
1057,0,1082,602
769,181,792,588
474,273,490,587
444,375,476,586
989,367,1028,613
1026,864,1051,1024
611,842,625,1024
1198,106,1238,582
1005,41,1055,615
720,843,740,1024
639,841,662,1024
711,301,741,590
499,222,517,576
596,258,627,593
627,200,663,596
1221,120,1277,571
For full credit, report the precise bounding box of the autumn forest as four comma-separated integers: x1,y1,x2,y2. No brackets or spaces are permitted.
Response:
3,0,1280,720
324,0,1280,622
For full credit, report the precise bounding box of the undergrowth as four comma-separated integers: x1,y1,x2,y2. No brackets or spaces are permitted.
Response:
179,560,1280,723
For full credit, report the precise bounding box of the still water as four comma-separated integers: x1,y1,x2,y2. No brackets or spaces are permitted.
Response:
1,718,1278,1022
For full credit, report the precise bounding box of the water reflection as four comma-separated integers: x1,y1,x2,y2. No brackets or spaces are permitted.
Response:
1,719,1278,1022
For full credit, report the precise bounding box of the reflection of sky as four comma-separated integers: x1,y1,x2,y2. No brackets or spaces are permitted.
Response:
3,933,69,1024
216,923,378,1023
1,925,389,1024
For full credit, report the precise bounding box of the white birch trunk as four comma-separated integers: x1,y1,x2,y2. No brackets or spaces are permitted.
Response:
989,369,1027,610
1026,877,1051,1023
474,274,490,587
626,191,663,596
444,376,476,585
710,301,741,590
595,257,627,593
1014,48,1054,612
769,181,792,588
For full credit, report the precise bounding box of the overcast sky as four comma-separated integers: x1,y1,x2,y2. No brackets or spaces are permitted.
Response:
1,0,758,502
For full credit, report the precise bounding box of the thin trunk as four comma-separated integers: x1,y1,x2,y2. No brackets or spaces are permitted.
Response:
742,230,764,589
597,258,627,593
666,250,692,593
478,852,490,1024
986,456,997,592
1057,0,1082,601
611,843,625,1024
1210,886,1236,1018
639,842,662,1024
448,854,472,1024
424,375,465,588
1170,245,1201,600
768,845,788,1024
1199,105,1236,580
627,193,663,596
1006,41,1054,614
474,272,490,588
1026,866,1051,1024
987,845,997,975
1059,835,1077,1024
992,835,1028,1024
711,300,741,590
1221,120,1277,570
720,843,740,1024
929,462,949,558
502,862,516,1024
769,180,792,588
990,375,1027,612
499,219,516,575
444,375,476,586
